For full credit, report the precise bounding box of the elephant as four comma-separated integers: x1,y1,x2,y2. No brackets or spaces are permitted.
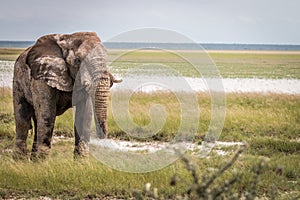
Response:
13,32,121,159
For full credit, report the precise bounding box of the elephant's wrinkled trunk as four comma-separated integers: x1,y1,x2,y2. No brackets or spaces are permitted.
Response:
85,44,111,138
94,71,110,138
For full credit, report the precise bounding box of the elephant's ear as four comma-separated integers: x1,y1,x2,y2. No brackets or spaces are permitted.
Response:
26,34,73,92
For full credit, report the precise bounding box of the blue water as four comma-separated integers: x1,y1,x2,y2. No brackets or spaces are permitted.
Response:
1,41,300,51
0,41,34,48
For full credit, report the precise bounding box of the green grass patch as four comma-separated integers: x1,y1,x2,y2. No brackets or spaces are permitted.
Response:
0,89,299,143
249,138,300,156
108,92,300,143
0,88,14,138
0,140,299,199
0,48,24,61
0,89,299,198
54,109,74,137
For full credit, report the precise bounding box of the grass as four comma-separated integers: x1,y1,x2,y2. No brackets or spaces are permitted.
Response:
211,52,300,79
0,88,299,198
108,92,300,144
0,48,24,61
0,48,299,198
3,88,299,143
0,140,299,199
0,88,14,138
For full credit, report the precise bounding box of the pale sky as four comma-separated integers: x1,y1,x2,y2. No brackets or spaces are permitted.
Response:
1,0,300,44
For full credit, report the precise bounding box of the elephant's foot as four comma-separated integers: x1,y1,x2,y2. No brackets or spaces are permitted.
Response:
74,141,89,159
13,140,29,160
30,145,51,161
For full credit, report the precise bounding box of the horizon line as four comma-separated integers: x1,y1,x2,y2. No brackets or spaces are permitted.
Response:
0,40,300,46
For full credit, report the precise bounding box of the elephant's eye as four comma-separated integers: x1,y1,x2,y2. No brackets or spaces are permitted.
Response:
75,57,81,65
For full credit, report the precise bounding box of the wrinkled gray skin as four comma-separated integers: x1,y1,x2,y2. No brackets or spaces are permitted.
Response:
13,32,121,159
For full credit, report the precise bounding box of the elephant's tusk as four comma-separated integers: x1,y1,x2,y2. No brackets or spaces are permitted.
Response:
109,72,122,83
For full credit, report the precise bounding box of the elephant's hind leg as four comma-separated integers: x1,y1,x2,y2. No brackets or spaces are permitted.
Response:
13,95,33,158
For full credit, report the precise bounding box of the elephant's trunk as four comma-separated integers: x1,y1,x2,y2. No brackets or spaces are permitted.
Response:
94,71,110,138
84,44,111,138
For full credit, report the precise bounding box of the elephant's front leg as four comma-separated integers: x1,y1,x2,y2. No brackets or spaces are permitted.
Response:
74,93,92,158
31,80,57,160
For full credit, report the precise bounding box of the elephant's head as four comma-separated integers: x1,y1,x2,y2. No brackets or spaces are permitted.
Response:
26,32,120,138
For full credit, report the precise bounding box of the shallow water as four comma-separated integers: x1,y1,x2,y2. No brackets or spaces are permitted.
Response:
89,138,244,156
186,77,300,94
0,60,14,88
1,60,299,94
113,75,300,94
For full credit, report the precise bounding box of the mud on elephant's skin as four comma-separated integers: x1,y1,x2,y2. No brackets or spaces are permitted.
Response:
13,32,121,159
